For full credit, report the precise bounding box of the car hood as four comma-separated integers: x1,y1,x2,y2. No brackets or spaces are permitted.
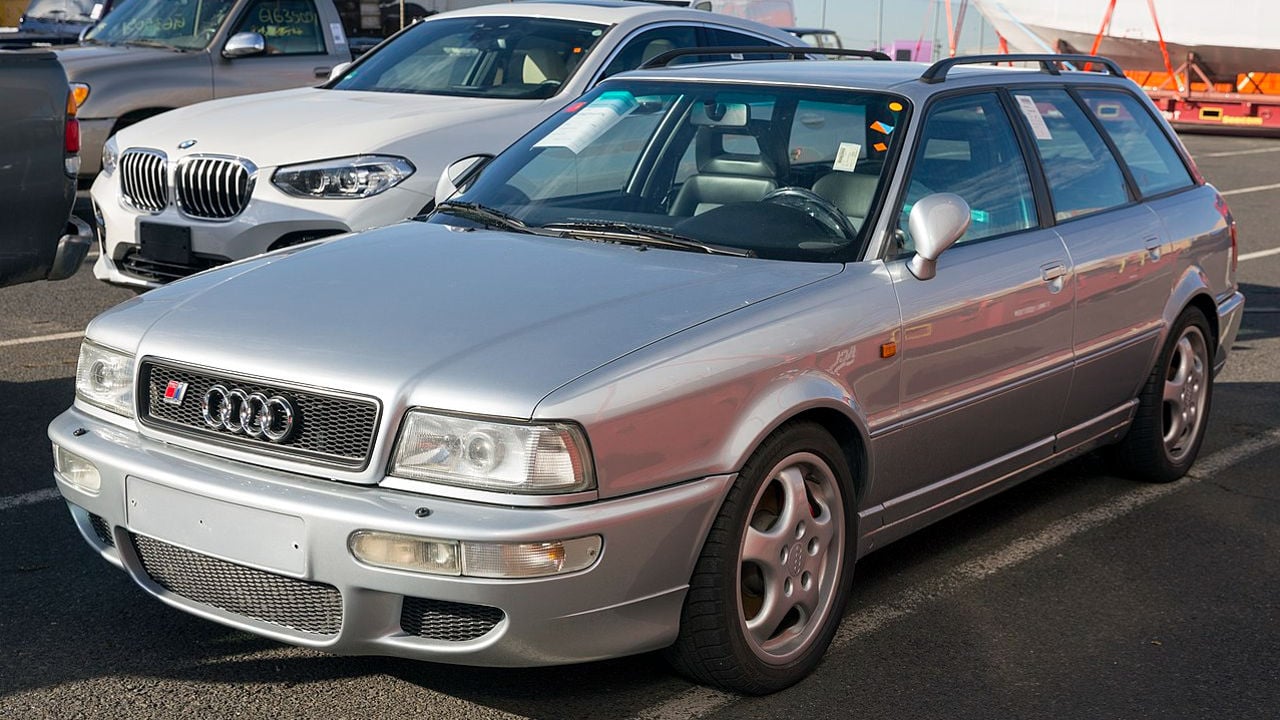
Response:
114,88,552,168
92,223,840,421
56,43,180,73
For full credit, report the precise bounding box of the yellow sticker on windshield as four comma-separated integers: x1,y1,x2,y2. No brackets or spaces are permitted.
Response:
889,101,904,112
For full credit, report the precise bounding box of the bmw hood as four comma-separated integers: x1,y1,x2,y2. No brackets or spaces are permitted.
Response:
113,88,552,168
92,223,841,421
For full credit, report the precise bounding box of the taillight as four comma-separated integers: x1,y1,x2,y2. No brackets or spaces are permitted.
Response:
64,91,80,154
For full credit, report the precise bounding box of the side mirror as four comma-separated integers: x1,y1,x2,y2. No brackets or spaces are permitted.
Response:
906,192,970,280
222,32,266,58
434,154,494,202
328,61,351,82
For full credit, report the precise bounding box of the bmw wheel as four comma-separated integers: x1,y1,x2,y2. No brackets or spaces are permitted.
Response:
666,421,854,694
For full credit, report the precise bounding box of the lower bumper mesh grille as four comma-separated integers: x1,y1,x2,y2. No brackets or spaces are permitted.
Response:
401,597,504,642
131,533,342,636
89,513,115,547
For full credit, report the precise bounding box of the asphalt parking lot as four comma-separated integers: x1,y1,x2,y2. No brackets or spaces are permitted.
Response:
1,133,1277,719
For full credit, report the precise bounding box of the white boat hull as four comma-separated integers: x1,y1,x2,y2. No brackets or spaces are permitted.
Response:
974,0,1280,77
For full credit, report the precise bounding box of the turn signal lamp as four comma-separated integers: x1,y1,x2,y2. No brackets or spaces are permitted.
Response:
349,531,602,578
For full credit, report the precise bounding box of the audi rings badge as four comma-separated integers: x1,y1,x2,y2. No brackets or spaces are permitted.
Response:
201,384,296,442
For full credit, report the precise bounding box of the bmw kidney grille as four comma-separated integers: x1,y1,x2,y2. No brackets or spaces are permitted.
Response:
118,149,255,220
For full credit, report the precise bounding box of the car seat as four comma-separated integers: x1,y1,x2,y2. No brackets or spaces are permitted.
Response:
669,126,782,216
812,172,879,230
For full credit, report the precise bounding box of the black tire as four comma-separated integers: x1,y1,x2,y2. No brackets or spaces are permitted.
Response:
664,421,855,694
1115,306,1214,483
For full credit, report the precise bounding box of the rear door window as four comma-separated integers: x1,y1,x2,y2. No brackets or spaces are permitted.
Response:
1079,90,1195,197
1010,89,1130,221
601,26,699,79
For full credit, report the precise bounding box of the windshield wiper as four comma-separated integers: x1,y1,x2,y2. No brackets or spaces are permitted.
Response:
538,220,755,258
120,39,183,51
433,201,539,235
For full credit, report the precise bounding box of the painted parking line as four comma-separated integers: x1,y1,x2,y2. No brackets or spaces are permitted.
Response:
1238,246,1280,262
0,330,84,349
0,487,60,512
1221,182,1280,197
638,428,1280,720
1196,146,1280,158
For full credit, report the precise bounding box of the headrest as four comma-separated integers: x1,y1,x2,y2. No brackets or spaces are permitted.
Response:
695,127,779,178
521,47,566,84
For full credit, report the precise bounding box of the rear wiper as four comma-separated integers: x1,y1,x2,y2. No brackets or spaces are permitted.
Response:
434,201,539,235
538,220,755,258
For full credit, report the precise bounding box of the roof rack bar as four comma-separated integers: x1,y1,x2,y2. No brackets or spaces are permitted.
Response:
919,53,1125,83
641,46,891,70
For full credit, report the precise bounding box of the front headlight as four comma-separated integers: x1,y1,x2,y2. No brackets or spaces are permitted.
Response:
101,136,119,176
272,155,414,199
390,411,594,494
74,340,135,417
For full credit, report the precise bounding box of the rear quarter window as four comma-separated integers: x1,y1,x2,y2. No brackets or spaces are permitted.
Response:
1079,90,1195,197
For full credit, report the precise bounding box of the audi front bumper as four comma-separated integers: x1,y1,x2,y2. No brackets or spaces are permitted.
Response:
49,407,730,666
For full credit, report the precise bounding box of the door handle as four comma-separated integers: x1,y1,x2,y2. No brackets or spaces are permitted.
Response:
1040,262,1067,282
1144,236,1162,261
314,66,332,78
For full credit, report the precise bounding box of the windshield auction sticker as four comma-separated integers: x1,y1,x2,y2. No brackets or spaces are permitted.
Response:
535,91,638,154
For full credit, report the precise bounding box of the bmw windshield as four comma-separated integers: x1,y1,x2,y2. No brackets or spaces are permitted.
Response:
433,80,908,261
331,16,608,100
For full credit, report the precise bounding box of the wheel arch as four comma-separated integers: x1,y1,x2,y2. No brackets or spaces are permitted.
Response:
1162,265,1220,353
722,372,872,507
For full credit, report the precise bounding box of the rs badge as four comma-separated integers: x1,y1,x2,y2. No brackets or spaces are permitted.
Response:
162,380,189,406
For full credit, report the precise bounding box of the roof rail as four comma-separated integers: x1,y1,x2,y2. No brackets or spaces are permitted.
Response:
641,46,890,70
920,53,1125,84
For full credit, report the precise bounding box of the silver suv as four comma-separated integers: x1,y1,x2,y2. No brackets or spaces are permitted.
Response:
50,52,1244,694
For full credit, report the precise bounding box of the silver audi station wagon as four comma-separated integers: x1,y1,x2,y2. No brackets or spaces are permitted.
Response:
50,52,1244,694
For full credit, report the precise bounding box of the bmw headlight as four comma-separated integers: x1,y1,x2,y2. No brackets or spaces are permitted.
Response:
390,411,594,494
272,155,414,199
101,136,119,176
75,340,135,417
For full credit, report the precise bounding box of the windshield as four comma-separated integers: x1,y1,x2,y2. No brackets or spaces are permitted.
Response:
435,81,907,262
332,16,607,100
84,0,234,50
24,0,98,22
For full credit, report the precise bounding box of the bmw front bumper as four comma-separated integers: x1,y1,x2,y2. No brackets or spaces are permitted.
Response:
49,407,730,666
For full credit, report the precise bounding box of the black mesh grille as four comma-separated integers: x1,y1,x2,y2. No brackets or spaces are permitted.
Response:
120,246,227,284
139,361,379,469
89,513,114,547
400,597,504,642
131,533,342,636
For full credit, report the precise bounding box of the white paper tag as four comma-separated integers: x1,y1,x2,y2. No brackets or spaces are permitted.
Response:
1015,94,1053,140
535,91,638,154
330,22,347,47
833,142,862,172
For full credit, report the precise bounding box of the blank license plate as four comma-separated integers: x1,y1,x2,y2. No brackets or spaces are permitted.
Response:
139,222,192,265
125,476,306,575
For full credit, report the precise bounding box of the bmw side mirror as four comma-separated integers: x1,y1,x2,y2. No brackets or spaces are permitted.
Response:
434,154,494,202
223,32,266,58
906,192,971,281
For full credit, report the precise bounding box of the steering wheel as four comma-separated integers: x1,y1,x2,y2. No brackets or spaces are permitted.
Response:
761,187,858,241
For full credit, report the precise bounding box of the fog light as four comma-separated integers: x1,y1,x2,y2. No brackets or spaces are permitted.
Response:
462,536,602,579
349,531,460,575
52,443,100,494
